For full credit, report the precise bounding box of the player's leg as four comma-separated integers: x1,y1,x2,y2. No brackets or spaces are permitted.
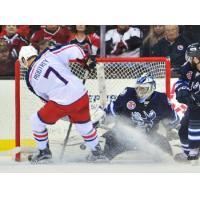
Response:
188,109,200,160
149,132,173,155
70,94,108,161
28,101,68,163
174,110,190,161
103,130,128,160
28,113,52,163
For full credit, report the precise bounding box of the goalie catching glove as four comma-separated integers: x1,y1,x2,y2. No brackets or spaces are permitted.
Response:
76,55,96,72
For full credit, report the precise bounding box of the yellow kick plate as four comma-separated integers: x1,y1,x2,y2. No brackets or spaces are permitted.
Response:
0,139,36,152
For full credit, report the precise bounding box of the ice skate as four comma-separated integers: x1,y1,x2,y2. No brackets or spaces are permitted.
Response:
187,149,199,165
28,147,52,164
174,150,199,164
87,143,109,163
174,152,189,163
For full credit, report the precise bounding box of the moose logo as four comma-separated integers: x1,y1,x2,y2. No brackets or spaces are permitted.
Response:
131,110,156,127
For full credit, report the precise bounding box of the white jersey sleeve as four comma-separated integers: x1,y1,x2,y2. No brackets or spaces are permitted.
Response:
51,44,86,66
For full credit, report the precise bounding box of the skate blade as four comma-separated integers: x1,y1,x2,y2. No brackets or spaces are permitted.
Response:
174,158,199,165
29,158,53,165
86,157,110,163
93,158,110,163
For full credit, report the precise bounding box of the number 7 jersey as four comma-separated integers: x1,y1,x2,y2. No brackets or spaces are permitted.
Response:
26,44,87,105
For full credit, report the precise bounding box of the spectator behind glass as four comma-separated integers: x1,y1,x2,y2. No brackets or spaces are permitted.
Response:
151,25,191,76
0,41,15,77
182,25,200,43
69,25,100,56
36,39,53,53
30,25,71,49
142,25,165,56
105,25,142,57
0,25,30,39
0,25,29,61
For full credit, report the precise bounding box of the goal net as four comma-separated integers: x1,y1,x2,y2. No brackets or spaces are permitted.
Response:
15,57,171,161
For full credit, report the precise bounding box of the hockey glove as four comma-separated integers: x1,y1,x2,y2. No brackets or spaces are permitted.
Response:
176,86,196,107
76,55,96,72
92,107,106,128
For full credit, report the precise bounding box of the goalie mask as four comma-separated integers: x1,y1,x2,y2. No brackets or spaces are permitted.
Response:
185,43,200,65
135,73,156,102
19,45,38,68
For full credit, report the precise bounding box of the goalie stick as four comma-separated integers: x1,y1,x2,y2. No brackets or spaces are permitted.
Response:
59,70,89,160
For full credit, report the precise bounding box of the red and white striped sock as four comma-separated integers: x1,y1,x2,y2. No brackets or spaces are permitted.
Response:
82,129,99,151
33,128,49,150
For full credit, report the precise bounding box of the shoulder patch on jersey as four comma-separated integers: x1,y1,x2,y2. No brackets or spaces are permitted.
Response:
177,45,184,51
126,101,136,110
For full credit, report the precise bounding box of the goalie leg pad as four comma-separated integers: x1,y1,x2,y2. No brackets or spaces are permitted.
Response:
148,133,173,155
103,131,127,160
30,113,49,150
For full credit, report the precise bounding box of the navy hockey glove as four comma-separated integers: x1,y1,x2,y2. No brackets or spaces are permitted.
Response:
76,55,96,72
176,89,192,105
175,84,195,107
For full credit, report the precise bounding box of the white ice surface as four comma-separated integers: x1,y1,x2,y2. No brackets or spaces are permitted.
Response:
1,138,200,173
1,120,200,173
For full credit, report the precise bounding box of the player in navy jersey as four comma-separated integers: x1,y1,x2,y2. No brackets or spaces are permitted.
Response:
174,43,200,162
95,73,179,160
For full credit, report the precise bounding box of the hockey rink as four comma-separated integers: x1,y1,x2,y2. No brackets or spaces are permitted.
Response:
0,76,197,173
1,145,200,173
1,124,200,173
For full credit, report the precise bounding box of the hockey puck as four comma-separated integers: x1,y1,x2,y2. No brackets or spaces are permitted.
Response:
80,143,86,150
28,154,33,161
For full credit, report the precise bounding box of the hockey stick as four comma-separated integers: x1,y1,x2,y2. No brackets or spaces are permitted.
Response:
59,70,89,160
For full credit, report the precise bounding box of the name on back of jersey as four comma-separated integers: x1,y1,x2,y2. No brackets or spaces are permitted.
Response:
33,59,48,80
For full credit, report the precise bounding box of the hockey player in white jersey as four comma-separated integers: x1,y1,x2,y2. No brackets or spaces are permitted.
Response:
18,44,107,163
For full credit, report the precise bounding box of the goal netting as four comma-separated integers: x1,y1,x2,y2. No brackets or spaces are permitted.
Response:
15,57,171,161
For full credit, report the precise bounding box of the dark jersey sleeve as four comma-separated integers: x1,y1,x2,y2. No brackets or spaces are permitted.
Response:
160,93,177,120
125,36,142,51
105,87,137,116
105,39,114,54
175,62,195,105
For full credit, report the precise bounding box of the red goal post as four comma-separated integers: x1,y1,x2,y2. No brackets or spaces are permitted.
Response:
15,57,171,161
